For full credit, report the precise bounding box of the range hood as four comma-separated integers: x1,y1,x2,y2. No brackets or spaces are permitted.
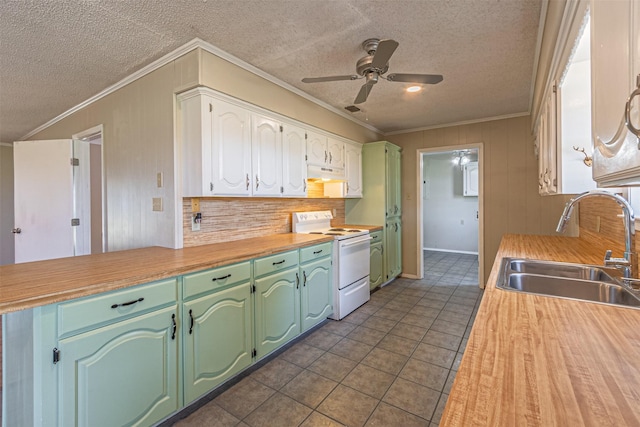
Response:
307,165,346,182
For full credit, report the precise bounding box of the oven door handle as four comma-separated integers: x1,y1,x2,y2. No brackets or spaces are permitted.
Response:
339,236,372,247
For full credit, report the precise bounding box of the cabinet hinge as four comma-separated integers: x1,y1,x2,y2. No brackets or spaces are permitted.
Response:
305,133,308,140
209,103,213,112
251,285,256,293
210,182,214,192
70,158,79,166
252,349,257,358
552,85,557,93
71,218,80,226
305,154,308,161
53,347,60,364
280,186,284,193
279,125,283,132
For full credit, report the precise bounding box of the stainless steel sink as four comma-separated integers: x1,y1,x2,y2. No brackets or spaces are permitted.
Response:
497,258,640,308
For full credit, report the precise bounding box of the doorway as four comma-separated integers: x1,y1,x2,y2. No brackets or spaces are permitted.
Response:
417,144,485,288
73,125,106,253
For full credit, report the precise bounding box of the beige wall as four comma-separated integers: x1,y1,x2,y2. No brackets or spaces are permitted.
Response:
0,144,15,265
387,115,574,284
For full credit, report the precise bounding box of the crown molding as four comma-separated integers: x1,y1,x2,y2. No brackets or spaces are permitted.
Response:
21,38,381,140
0,142,13,147
385,112,530,136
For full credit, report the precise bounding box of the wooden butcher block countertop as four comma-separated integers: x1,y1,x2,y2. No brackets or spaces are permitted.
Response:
441,234,640,426
0,233,332,315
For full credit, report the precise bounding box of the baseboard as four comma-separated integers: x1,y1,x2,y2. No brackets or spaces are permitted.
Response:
400,273,419,279
423,248,479,255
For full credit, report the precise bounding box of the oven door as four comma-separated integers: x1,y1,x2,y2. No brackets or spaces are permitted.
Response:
337,235,371,289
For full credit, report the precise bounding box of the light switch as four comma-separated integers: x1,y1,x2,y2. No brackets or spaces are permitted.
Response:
157,172,163,188
152,197,163,212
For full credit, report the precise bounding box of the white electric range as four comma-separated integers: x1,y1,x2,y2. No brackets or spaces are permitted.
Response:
293,211,371,320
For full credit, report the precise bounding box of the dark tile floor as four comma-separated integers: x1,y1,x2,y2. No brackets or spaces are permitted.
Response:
173,251,482,427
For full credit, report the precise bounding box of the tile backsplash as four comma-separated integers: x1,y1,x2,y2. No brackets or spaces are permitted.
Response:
182,196,345,247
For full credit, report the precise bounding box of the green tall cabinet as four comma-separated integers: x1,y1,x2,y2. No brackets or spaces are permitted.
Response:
346,141,402,287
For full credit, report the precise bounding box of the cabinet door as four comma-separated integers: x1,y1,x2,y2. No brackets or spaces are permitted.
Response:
212,99,252,195
252,114,283,196
344,142,363,198
385,219,402,280
385,145,402,217
591,0,640,186
370,242,384,289
307,131,328,167
183,283,253,404
58,306,178,427
327,137,345,169
282,123,308,196
463,162,479,196
300,257,332,332
255,268,300,358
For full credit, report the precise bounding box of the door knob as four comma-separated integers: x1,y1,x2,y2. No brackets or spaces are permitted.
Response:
12,228,21,234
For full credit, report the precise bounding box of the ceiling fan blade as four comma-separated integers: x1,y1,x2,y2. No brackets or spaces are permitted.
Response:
386,73,444,84
371,39,399,69
354,82,375,104
302,75,359,83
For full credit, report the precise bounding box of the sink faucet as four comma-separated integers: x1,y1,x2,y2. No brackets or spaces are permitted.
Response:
556,190,637,278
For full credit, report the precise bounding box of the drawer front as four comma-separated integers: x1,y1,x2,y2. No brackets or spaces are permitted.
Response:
370,230,383,246
300,242,333,264
254,250,298,278
58,278,177,338
183,261,251,300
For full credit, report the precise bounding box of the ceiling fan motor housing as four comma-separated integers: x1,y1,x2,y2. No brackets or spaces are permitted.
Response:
356,38,389,76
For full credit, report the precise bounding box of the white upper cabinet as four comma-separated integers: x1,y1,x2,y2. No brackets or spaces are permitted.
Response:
252,114,283,196
327,137,345,170
306,131,329,168
463,161,479,197
344,141,363,197
591,0,640,186
282,123,308,197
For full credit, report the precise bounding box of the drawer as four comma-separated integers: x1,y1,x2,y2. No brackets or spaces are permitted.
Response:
254,250,298,278
183,261,251,300
370,230,383,245
300,242,332,264
58,278,177,338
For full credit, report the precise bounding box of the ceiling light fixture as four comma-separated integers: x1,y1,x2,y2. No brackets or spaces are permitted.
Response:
452,150,473,169
406,86,421,93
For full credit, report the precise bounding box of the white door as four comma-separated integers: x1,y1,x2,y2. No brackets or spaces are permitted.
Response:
327,137,345,169
13,139,91,263
282,124,307,197
211,99,252,196
306,131,327,167
252,114,282,196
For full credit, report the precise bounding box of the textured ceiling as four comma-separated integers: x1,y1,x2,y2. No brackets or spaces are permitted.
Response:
0,0,542,142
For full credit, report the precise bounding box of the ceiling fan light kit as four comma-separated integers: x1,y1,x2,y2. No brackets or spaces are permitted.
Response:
302,38,443,104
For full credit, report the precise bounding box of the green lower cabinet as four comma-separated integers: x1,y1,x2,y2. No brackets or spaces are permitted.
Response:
300,256,332,332
254,267,300,358
57,305,179,427
370,241,384,289
183,282,253,404
386,218,402,280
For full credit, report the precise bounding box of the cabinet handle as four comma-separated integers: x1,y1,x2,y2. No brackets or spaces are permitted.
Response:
395,223,399,232
211,274,231,282
272,259,286,265
171,314,177,340
325,151,328,163
256,175,259,190
303,271,307,287
394,205,398,214
346,183,349,193
210,182,213,192
303,179,307,192
110,297,144,309
625,74,640,141
296,272,300,289
246,174,250,190
329,152,333,163
11,228,21,234
189,309,194,335
313,249,323,254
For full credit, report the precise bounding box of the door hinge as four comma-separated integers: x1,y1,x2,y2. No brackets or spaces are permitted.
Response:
70,158,79,166
252,349,257,358
71,218,80,226
53,347,60,364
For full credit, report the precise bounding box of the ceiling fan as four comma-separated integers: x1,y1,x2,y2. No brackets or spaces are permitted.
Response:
302,38,443,105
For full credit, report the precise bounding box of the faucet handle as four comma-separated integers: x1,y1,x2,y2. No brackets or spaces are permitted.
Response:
604,250,612,261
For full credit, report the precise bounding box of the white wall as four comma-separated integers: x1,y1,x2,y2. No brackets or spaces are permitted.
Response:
423,152,478,253
0,144,15,265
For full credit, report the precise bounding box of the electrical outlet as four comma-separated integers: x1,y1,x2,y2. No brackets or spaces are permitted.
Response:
192,212,202,231
332,208,337,217
152,197,163,212
156,172,163,188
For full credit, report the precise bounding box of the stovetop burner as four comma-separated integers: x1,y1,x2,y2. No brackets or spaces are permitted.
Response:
324,232,343,236
329,228,346,232
347,229,361,232
308,232,324,234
